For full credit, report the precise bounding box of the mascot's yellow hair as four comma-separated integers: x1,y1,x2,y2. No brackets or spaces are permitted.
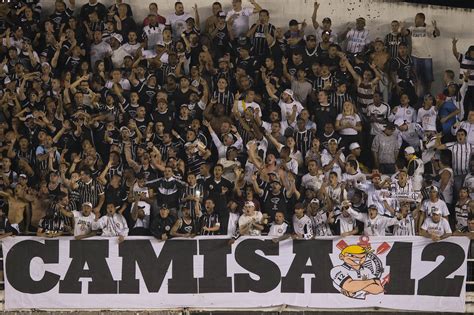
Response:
341,245,367,255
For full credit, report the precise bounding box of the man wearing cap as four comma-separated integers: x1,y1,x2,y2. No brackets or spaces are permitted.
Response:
404,146,424,191
277,88,304,121
150,204,177,240
341,17,370,55
308,198,336,236
395,119,424,153
226,0,262,38
67,202,99,240
312,2,337,44
371,122,400,174
348,204,400,236
239,200,265,236
109,33,130,69
420,207,452,241
419,185,450,231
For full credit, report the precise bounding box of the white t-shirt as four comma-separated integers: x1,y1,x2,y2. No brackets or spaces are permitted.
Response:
417,107,437,132
336,114,361,136
408,25,435,58
278,99,303,121
167,12,192,39
236,100,262,117
238,211,263,236
90,41,112,67
111,46,131,69
292,214,313,238
73,210,96,237
301,173,325,191
143,23,166,49
321,149,345,178
421,217,452,236
421,199,450,217
226,7,254,38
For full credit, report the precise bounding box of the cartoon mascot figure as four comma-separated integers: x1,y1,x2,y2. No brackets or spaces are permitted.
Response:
330,240,386,299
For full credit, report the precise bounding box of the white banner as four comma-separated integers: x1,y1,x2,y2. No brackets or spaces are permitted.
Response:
1,236,470,312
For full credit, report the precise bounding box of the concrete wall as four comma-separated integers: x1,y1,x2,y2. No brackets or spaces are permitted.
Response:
40,0,473,92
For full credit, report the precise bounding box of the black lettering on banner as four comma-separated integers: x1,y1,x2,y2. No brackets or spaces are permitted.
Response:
198,239,232,293
234,239,281,292
417,242,465,297
6,240,60,294
119,239,197,294
281,240,336,293
384,242,415,295
59,240,117,294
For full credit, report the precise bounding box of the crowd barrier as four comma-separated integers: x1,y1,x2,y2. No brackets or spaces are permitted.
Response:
0,236,472,312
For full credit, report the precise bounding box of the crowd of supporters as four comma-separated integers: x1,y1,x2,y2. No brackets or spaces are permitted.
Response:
0,0,473,243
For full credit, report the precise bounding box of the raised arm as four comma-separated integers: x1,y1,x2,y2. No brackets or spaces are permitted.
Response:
452,37,460,60
312,1,320,29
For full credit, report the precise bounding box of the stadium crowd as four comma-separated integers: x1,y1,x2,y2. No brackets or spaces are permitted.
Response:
0,0,473,243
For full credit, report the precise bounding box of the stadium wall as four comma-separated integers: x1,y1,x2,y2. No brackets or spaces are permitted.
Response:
38,0,474,93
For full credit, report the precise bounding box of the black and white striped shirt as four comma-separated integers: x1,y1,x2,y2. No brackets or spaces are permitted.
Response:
458,54,474,86
384,32,408,58
181,183,204,218
212,89,234,115
312,74,334,93
293,129,313,158
447,142,473,176
77,179,104,208
251,23,276,56
330,92,354,114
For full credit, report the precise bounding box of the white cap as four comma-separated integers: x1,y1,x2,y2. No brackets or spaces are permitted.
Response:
283,89,294,98
244,201,255,207
404,146,415,155
112,33,123,44
349,142,360,150
82,202,93,208
4,76,11,84
432,207,441,215
394,118,405,127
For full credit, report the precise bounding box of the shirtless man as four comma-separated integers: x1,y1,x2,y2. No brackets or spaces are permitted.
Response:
370,38,390,102
24,182,51,231
0,185,30,235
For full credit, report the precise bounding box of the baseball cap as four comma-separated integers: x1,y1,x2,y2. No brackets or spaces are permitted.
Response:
160,204,169,210
310,198,320,204
82,202,93,208
19,174,28,179
218,11,226,18
270,180,281,185
404,146,415,155
111,33,123,44
283,89,294,98
306,34,316,41
322,17,332,23
25,114,34,120
368,204,377,210
156,41,165,47
432,207,441,215
244,200,255,207
4,76,11,84
349,142,360,150
429,185,439,192
186,17,195,22
289,19,299,26
328,138,338,144
394,118,406,127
